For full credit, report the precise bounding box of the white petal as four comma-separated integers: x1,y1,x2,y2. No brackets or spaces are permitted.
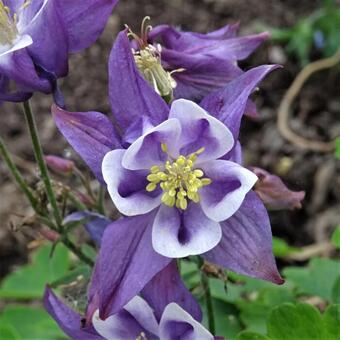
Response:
159,303,214,340
0,34,32,58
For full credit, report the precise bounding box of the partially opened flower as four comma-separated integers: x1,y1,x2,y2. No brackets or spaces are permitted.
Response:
126,17,268,107
45,289,214,340
0,0,118,102
250,167,305,210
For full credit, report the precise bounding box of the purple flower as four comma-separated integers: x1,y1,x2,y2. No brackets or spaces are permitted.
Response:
0,0,118,102
125,18,268,107
44,258,207,339
45,289,214,340
102,99,258,258
250,167,305,210
52,33,283,314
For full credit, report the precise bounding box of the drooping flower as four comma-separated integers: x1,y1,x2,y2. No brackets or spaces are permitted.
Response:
0,0,118,103
250,167,305,210
125,17,268,108
52,30,283,314
45,288,215,340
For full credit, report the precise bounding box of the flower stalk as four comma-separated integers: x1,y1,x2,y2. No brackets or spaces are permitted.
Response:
0,136,38,210
198,256,215,334
23,100,63,228
22,100,94,267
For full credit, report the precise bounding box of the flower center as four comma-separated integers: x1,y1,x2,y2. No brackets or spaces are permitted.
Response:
136,332,147,340
126,16,182,102
133,45,177,101
0,0,31,46
146,144,212,210
0,2,18,45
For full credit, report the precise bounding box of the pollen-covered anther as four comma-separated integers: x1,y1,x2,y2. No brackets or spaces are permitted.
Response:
0,1,18,45
146,144,212,210
126,16,178,101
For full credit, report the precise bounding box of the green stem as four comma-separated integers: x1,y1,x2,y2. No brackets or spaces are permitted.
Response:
23,100,63,228
20,101,93,267
0,136,38,210
198,257,215,334
60,235,94,267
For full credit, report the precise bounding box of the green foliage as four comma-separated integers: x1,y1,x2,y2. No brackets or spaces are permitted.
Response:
270,1,340,66
283,258,340,302
237,303,340,340
331,226,340,248
0,244,70,299
272,237,299,258
0,305,66,340
180,254,340,339
335,138,340,159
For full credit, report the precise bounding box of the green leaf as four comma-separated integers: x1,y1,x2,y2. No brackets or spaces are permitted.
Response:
272,237,299,258
209,278,243,303
331,227,340,248
0,324,20,340
267,303,323,340
322,304,340,339
283,258,340,301
331,277,340,303
0,244,70,299
50,265,91,288
238,301,269,333
213,299,242,339
0,305,66,339
237,331,270,340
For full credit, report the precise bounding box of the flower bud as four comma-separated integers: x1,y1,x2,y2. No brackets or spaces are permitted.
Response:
45,155,74,174
251,167,305,211
39,228,60,243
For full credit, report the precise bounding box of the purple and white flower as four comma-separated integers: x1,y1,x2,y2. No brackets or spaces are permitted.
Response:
52,32,283,315
125,18,268,109
102,99,257,258
45,288,214,340
0,0,118,102
44,258,208,339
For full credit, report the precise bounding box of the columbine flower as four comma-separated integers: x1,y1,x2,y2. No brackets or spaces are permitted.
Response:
45,289,214,340
102,99,258,258
52,39,283,314
125,17,268,105
0,0,118,103
44,259,206,339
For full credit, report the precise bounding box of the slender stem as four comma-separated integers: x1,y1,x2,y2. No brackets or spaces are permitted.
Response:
19,101,93,267
23,100,63,227
68,192,88,211
198,257,215,334
0,136,38,210
60,236,94,266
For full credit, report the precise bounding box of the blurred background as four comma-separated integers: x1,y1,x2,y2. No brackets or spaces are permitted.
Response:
0,0,339,337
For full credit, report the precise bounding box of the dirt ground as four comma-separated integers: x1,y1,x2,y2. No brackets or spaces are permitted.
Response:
1,0,339,278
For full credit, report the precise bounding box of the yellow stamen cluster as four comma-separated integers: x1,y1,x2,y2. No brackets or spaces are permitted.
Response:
133,45,177,100
146,144,212,210
126,16,185,102
0,2,18,45
136,332,148,340
0,0,31,46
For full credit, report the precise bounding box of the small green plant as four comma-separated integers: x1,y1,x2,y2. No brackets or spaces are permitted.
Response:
270,0,340,66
